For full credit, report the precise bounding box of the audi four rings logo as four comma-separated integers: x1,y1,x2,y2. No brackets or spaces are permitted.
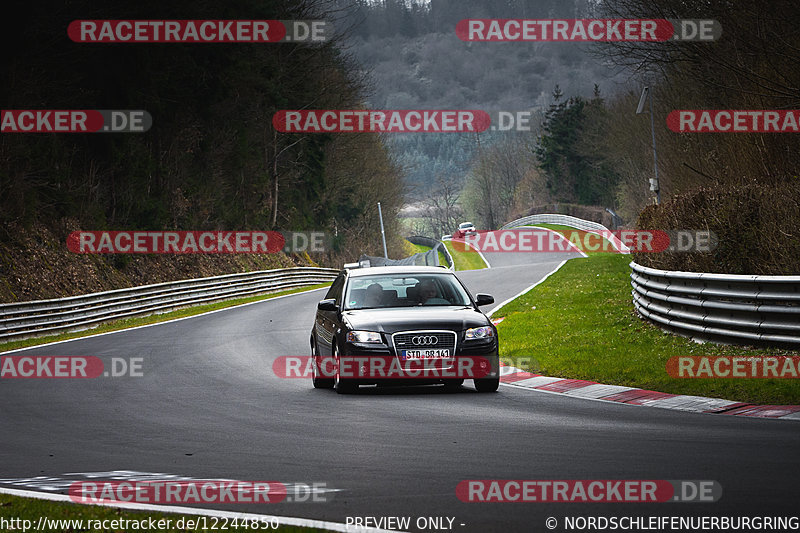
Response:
411,336,439,345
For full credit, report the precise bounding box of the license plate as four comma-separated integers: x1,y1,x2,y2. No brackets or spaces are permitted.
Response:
401,349,451,360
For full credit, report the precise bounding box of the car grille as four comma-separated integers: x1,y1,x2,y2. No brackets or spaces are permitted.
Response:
392,331,457,352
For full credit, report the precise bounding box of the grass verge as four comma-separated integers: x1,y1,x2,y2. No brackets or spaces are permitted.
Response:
443,241,488,271
0,493,328,532
405,241,448,266
0,283,331,354
495,253,800,405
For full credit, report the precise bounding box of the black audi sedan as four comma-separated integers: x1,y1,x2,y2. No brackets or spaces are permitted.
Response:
310,265,499,394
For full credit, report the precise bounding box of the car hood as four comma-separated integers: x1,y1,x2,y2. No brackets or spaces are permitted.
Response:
341,306,490,333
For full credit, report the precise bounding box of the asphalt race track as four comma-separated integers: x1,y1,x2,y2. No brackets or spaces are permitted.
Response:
1,244,799,532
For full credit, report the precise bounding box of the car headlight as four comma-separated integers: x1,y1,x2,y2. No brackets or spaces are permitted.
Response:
347,331,383,343
465,326,494,340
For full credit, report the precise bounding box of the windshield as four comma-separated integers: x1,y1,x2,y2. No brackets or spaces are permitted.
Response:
344,273,472,310
459,223,473,229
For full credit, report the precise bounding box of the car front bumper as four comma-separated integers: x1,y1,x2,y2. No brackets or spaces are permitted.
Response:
337,338,499,384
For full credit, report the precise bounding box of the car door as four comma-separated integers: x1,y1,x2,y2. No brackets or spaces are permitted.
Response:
316,273,344,356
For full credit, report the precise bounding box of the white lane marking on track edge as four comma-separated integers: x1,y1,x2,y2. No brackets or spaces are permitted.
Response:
466,241,492,268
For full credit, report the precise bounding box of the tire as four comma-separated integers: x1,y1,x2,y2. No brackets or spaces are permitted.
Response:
311,338,334,389
333,344,357,394
474,377,499,393
443,379,464,391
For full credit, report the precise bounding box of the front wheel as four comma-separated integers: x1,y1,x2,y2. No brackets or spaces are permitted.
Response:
474,377,499,393
311,338,334,389
333,344,358,394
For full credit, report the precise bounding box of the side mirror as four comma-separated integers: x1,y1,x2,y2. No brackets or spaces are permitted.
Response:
475,293,494,306
317,299,338,312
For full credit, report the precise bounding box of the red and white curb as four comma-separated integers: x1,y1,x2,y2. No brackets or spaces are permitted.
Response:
487,258,798,423
497,362,800,421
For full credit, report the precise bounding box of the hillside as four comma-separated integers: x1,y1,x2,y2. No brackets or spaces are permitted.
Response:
0,220,313,303
334,0,626,193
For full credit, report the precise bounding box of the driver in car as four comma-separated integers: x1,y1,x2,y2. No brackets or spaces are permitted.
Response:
417,279,449,305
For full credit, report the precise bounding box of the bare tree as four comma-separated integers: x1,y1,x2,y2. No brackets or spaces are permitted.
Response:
420,175,465,237
464,134,537,229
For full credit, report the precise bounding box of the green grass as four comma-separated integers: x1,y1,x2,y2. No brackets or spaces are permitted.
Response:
0,283,331,354
443,240,488,271
495,253,800,405
405,241,448,266
0,493,328,532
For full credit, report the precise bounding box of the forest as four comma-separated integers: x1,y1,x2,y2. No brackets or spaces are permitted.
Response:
0,0,405,261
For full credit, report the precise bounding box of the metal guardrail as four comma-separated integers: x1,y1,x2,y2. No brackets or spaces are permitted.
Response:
630,262,800,346
501,213,609,232
500,213,629,253
406,235,454,269
0,267,339,341
439,241,455,270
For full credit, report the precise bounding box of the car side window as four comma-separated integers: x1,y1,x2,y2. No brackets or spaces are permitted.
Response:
325,274,345,304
